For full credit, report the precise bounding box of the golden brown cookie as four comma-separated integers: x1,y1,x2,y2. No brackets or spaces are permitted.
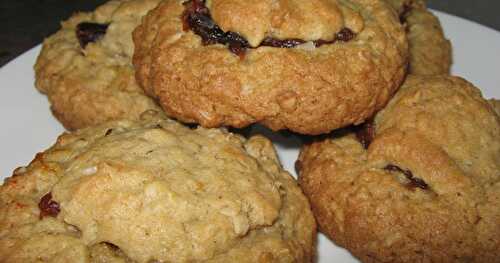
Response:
0,111,316,262
35,0,162,130
133,0,408,135
387,0,452,75
298,75,500,262
489,99,500,116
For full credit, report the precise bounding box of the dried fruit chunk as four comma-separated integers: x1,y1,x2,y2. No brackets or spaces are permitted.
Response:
354,120,375,149
76,22,109,48
182,0,356,56
38,192,61,218
384,164,429,190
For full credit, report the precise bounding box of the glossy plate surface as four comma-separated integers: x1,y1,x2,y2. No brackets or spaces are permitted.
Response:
0,11,499,262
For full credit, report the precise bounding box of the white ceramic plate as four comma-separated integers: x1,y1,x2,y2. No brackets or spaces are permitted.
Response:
0,11,499,262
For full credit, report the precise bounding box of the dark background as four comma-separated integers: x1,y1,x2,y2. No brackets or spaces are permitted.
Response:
1,0,499,67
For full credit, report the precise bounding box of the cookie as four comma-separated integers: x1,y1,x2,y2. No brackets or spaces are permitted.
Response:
35,0,162,130
387,0,452,75
133,0,408,135
0,111,316,262
297,75,500,262
489,99,500,116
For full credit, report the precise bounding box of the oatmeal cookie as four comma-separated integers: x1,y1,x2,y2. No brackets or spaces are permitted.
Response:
489,99,500,116
35,0,162,130
387,0,452,75
0,111,316,262
297,75,500,262
133,0,408,135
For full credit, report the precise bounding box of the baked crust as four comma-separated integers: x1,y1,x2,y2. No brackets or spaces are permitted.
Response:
489,99,500,116
298,75,500,262
35,0,162,130
133,0,408,135
387,0,452,75
0,111,316,262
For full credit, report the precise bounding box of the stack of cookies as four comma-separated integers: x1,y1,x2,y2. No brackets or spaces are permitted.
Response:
1,0,498,262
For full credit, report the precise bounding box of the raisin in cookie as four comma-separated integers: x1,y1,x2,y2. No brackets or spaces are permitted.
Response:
387,0,452,75
133,0,408,135
0,111,316,262
35,0,162,130
297,75,500,262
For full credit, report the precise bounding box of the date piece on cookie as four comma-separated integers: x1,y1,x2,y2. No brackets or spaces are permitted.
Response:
298,75,500,262
133,0,409,135
0,111,316,262
35,0,163,130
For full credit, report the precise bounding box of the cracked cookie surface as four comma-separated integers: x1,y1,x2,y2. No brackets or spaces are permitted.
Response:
133,0,408,135
0,111,316,262
35,0,162,130
298,75,500,262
